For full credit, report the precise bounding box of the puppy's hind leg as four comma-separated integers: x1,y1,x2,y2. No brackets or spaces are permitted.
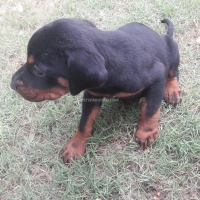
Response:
164,54,182,105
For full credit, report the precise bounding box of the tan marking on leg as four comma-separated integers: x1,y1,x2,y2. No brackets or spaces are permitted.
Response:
62,107,100,163
135,102,160,149
164,77,182,104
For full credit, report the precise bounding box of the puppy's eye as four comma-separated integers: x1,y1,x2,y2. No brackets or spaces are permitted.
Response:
33,65,45,77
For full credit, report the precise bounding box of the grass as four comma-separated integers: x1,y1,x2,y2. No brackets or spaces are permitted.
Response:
0,0,200,199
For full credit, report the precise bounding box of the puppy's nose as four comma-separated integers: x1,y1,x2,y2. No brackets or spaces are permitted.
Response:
10,79,23,90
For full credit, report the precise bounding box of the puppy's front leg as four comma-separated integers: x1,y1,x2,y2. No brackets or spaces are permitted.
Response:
62,91,102,163
135,65,165,149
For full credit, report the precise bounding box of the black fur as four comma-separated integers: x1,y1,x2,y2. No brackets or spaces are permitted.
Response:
11,18,181,153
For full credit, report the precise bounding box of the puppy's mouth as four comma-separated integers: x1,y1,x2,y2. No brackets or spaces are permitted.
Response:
13,83,69,102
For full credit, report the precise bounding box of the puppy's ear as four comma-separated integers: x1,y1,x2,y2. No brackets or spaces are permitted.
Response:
67,50,108,95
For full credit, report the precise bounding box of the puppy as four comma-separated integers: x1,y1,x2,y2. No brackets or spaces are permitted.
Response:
11,18,182,163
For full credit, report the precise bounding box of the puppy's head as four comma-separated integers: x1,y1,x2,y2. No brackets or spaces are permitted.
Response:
10,19,108,102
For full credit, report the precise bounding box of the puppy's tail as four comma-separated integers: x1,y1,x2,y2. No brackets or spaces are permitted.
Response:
161,19,174,37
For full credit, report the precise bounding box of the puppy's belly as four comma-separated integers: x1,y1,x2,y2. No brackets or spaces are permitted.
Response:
88,88,144,99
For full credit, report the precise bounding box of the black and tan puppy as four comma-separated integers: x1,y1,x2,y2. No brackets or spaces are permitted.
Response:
11,18,182,163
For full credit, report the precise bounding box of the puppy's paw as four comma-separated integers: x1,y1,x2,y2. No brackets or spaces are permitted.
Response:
62,137,86,163
135,127,159,149
164,78,182,105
